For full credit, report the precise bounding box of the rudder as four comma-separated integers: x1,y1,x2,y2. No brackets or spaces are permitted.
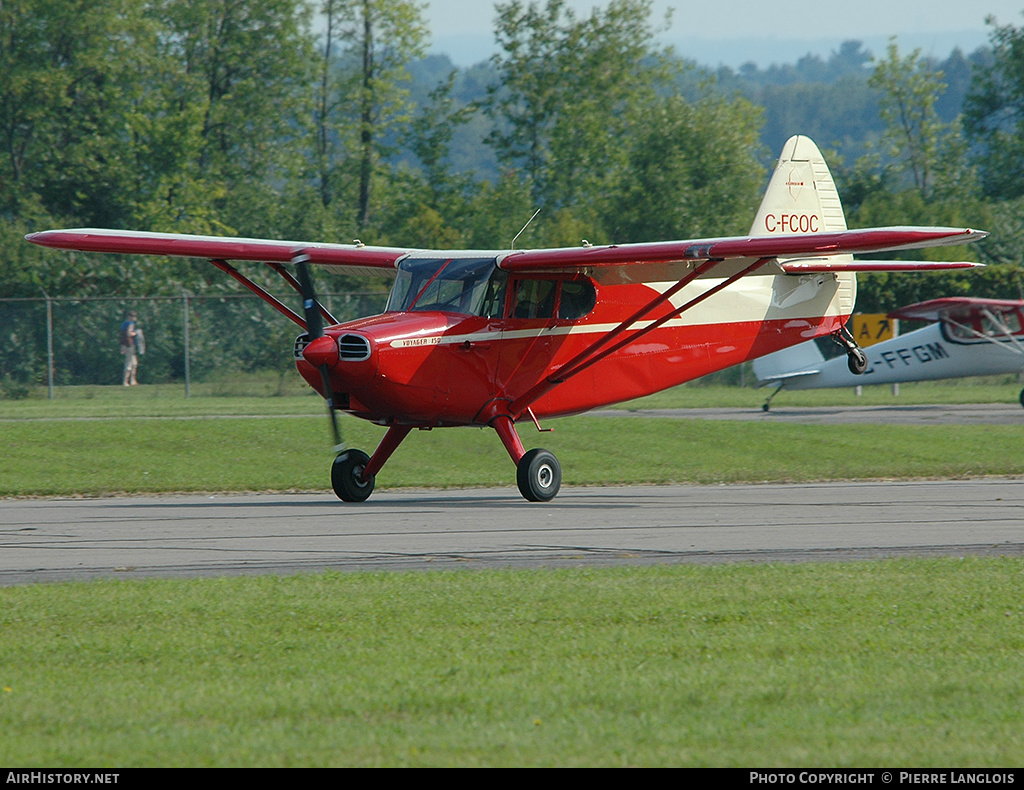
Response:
751,135,856,316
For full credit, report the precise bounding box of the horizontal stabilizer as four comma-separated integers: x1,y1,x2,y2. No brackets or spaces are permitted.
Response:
752,338,828,385
782,258,984,274
755,368,822,382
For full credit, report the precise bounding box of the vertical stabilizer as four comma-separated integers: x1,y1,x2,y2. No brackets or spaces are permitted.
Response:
750,135,847,237
752,135,856,316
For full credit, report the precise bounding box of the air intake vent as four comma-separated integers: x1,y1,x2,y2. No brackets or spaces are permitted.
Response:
293,333,310,360
338,333,371,361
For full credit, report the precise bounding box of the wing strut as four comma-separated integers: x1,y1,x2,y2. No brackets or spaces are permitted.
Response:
265,261,340,325
206,259,341,330
209,259,307,329
507,257,771,416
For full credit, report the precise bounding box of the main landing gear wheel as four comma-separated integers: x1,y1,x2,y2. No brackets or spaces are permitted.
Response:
1019,387,1024,409
332,449,374,502
517,448,562,502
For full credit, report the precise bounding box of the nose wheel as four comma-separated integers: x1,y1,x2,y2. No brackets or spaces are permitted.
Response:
332,449,374,502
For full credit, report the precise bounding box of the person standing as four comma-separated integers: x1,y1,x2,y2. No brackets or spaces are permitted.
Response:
120,310,143,386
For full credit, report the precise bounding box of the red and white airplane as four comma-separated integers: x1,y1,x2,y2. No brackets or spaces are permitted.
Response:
26,136,986,502
754,296,1024,409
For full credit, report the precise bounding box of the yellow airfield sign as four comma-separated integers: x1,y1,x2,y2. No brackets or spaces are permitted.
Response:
850,313,898,347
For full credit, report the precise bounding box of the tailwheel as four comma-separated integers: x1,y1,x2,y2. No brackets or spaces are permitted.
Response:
516,448,561,502
831,324,868,376
762,382,784,412
332,449,374,502
847,347,868,375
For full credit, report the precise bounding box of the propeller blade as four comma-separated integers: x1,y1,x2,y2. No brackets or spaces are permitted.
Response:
321,366,344,452
293,252,344,453
294,253,323,339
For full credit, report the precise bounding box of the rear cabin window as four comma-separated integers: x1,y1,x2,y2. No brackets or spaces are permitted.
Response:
510,278,595,321
945,307,1023,341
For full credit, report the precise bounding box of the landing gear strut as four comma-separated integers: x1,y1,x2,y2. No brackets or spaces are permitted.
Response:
832,325,868,375
762,382,784,412
492,415,562,502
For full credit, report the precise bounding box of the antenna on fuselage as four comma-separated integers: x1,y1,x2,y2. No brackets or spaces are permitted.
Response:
511,208,541,251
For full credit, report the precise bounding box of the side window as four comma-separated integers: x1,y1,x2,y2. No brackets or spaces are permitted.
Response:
558,280,596,320
478,269,508,318
509,277,597,321
513,279,557,319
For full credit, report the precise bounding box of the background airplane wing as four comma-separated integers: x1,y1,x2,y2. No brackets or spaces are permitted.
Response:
888,297,1024,322
500,226,986,282
25,228,414,276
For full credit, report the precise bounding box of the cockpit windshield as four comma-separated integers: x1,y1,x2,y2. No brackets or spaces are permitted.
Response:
386,257,507,317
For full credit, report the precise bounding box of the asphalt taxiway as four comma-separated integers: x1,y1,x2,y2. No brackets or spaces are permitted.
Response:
3,478,1023,585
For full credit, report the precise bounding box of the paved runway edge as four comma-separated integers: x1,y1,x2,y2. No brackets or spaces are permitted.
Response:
3,479,1023,584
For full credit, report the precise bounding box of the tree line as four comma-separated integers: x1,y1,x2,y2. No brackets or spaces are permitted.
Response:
3,1,1024,329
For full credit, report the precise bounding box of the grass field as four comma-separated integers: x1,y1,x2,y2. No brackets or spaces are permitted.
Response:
2,380,1023,766
2,560,1023,767
3,378,1023,497
3,373,1023,417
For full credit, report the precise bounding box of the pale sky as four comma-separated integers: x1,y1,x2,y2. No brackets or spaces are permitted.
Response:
423,1,1024,66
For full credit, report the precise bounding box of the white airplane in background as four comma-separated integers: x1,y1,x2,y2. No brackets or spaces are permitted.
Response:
754,297,1024,410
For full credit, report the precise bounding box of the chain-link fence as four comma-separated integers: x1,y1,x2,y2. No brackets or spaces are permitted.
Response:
0,292,387,397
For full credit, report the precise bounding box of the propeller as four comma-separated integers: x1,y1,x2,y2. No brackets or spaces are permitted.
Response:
294,252,345,453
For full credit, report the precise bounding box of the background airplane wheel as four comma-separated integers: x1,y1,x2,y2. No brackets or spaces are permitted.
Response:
332,449,374,502
516,448,561,502
1019,388,1024,409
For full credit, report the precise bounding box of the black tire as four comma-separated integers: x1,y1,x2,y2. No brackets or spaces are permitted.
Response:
847,349,868,375
1019,387,1024,409
516,448,561,502
331,449,374,502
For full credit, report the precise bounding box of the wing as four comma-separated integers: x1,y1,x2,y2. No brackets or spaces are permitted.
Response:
27,224,986,284
24,228,415,277
889,297,1024,323
499,226,986,282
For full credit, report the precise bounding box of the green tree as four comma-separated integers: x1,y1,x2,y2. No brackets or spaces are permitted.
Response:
964,14,1024,200
0,0,152,226
373,71,475,248
869,39,960,198
483,0,673,228
141,0,315,237
603,93,764,242
314,0,427,232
